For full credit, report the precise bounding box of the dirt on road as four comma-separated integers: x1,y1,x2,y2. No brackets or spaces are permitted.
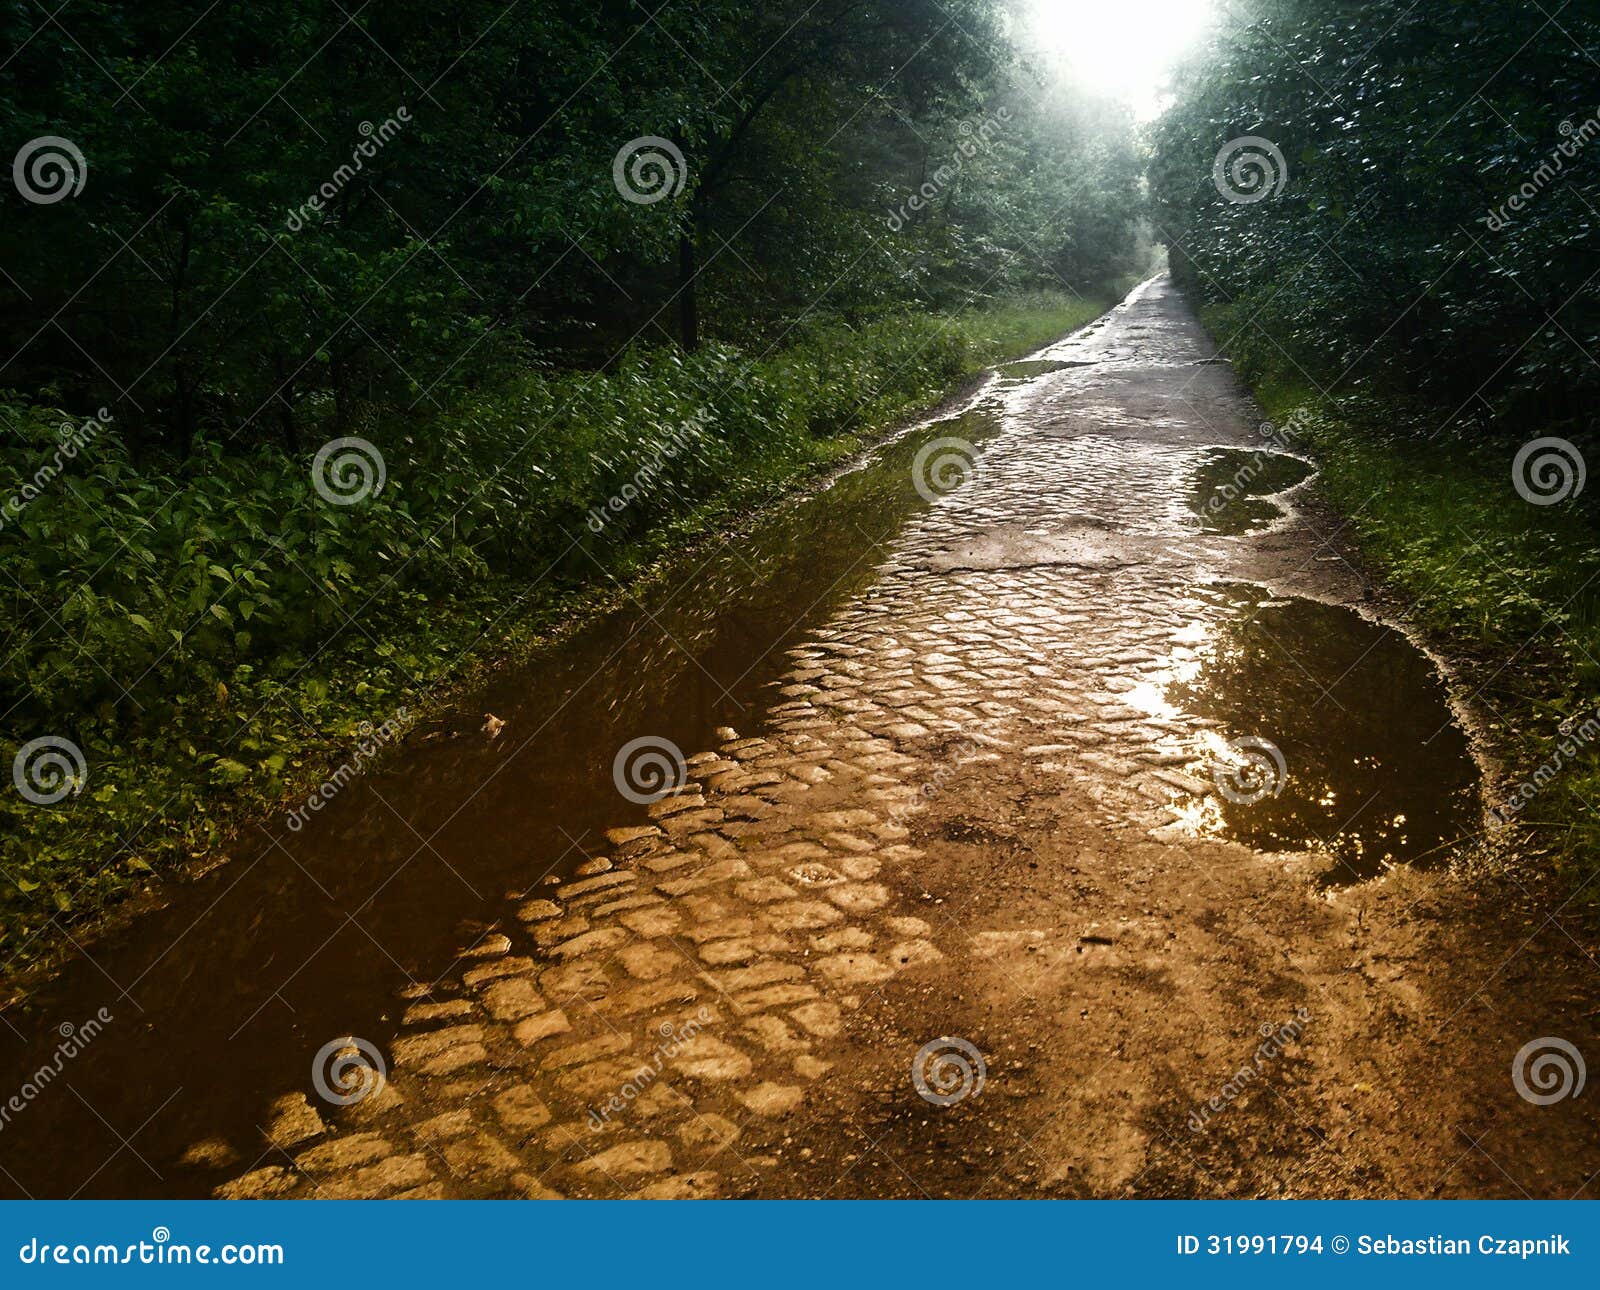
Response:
112,279,1600,1198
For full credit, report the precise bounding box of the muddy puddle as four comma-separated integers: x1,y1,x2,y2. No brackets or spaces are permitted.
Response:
1190,447,1315,534
1160,584,1480,881
0,407,1001,1199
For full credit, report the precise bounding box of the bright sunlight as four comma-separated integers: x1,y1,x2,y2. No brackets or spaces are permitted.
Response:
1025,0,1218,117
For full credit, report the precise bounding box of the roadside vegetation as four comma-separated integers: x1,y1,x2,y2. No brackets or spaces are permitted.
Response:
1151,0,1600,899
0,0,1149,969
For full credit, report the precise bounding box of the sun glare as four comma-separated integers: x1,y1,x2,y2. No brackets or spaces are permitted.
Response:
1025,0,1217,118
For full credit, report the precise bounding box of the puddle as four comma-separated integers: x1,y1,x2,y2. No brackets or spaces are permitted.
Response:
1163,585,1479,881
0,407,1000,1199
1190,447,1315,534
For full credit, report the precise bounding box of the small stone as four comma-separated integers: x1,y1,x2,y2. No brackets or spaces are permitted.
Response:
394,1182,449,1200
543,1033,633,1070
810,927,873,953
402,998,474,1026
531,914,590,948
710,960,804,993
415,1110,477,1140
737,1082,804,1116
636,1170,720,1199
511,1172,565,1199
179,1138,239,1169
815,953,893,987
673,1037,753,1082
552,927,629,959
734,878,799,903
561,871,634,899
605,826,663,848
619,942,683,981
733,983,819,1012
887,939,944,970
493,1086,553,1137
675,1114,740,1151
463,956,538,987
764,900,843,932
540,959,611,999
743,1015,808,1054
825,882,891,914
316,1153,432,1200
572,1139,673,1179
391,1025,485,1068
214,1166,297,1200
619,907,683,938
441,1132,522,1179
513,1010,573,1046
263,1094,325,1150
790,1001,843,1038
481,978,545,1022
296,1133,393,1173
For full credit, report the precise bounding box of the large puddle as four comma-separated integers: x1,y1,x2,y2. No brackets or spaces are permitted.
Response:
0,407,1000,1199
1156,584,1480,881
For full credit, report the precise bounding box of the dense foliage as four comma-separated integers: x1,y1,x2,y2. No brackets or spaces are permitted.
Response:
1150,0,1599,441
2,0,1144,445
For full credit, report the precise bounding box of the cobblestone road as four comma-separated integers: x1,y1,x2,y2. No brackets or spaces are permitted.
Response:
200,279,1600,1200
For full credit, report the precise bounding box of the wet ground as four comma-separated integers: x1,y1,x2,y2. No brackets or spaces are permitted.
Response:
3,277,1597,1200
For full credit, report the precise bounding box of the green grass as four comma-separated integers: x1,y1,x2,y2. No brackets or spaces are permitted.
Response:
0,289,1115,975
1210,317,1600,903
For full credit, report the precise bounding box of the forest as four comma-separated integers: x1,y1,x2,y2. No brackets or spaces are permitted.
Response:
3,0,1600,1214
0,0,1146,955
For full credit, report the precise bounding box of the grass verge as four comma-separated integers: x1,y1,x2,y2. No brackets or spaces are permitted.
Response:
0,288,1117,974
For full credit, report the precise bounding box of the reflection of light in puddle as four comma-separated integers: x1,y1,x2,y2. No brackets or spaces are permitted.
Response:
1122,680,1180,720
